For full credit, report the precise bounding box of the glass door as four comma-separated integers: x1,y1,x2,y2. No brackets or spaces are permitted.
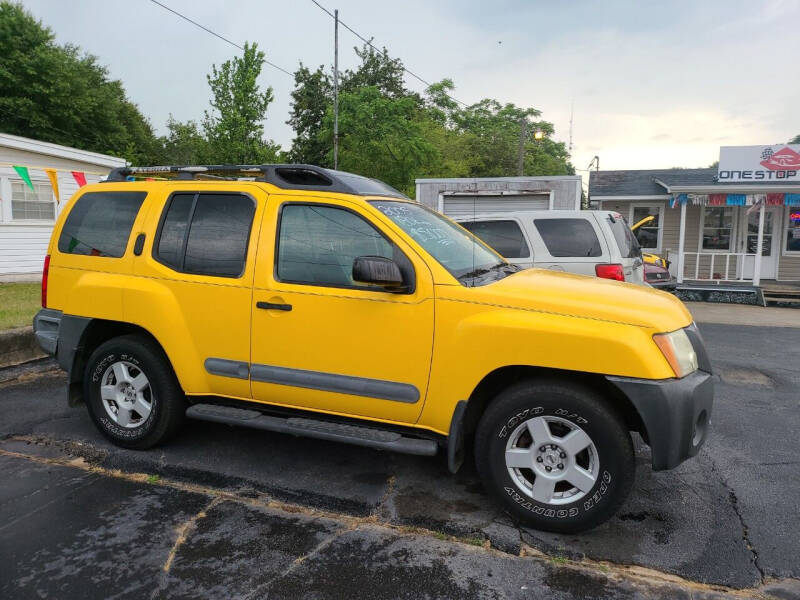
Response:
741,206,779,279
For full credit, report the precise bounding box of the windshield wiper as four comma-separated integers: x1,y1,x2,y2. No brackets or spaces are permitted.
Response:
458,263,515,280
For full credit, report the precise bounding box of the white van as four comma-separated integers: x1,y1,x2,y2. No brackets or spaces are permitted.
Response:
456,210,645,284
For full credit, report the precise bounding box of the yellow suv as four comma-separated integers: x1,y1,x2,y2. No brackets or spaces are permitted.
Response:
33,165,713,532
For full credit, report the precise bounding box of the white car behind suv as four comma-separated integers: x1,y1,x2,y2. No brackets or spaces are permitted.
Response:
456,210,645,284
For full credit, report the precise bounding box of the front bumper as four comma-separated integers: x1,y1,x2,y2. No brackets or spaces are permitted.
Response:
606,369,714,471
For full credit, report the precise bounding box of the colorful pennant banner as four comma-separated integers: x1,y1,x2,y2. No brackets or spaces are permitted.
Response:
12,165,33,190
71,171,87,187
671,192,800,207
44,168,60,203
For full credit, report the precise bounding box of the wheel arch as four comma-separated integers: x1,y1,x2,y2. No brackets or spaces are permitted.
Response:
65,318,175,406
460,365,647,447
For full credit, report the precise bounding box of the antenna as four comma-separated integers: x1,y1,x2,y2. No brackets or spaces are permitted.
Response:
568,100,574,155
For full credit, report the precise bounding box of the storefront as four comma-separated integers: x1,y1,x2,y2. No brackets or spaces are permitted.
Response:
588,144,800,294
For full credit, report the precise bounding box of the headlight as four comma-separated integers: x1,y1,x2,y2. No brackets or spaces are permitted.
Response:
653,329,698,378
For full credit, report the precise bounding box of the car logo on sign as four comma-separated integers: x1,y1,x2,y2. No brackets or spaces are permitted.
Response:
760,147,800,171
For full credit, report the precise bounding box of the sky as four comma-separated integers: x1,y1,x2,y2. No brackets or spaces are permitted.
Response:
17,0,800,181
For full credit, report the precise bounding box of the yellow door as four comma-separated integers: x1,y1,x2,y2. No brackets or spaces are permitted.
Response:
128,184,266,399
250,195,435,424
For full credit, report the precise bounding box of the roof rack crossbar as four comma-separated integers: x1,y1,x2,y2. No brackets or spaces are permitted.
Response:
103,164,407,198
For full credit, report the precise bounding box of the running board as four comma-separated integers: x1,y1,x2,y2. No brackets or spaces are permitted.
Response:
186,403,438,457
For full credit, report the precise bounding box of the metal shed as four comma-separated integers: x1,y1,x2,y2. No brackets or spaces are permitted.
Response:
414,176,582,218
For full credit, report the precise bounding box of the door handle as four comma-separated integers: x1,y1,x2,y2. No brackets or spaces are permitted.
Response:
257,301,292,312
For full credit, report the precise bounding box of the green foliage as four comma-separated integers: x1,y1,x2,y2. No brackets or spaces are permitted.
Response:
202,42,280,164
287,64,333,165
0,2,160,163
292,46,573,194
790,134,800,144
321,86,436,195
160,116,210,165
340,45,411,99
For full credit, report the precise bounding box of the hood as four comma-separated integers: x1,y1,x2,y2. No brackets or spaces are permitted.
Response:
462,268,692,332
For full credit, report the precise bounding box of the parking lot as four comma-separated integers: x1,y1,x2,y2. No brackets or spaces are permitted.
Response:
1,310,799,599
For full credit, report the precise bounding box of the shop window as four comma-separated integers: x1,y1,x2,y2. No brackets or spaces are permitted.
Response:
11,180,55,221
701,207,734,251
786,208,800,254
630,204,662,251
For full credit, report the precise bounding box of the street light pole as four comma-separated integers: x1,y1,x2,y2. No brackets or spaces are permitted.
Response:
333,9,339,170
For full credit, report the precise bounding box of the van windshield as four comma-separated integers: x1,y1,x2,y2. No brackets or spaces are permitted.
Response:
606,214,641,259
371,201,516,286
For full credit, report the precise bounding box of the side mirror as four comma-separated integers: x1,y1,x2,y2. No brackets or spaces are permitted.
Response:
352,256,406,290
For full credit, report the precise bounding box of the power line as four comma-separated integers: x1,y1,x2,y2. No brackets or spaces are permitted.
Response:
148,0,294,77
308,0,469,107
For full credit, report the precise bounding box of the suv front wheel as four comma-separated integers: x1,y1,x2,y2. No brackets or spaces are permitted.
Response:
475,379,635,533
84,334,186,449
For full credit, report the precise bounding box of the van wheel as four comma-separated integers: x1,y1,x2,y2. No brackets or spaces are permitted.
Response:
474,379,635,533
84,334,186,449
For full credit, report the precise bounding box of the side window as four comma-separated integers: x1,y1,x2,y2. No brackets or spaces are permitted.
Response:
58,191,146,257
155,193,255,278
460,220,530,258
533,218,602,257
277,204,395,288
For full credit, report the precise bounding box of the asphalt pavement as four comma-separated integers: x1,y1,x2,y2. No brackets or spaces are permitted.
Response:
1,319,799,599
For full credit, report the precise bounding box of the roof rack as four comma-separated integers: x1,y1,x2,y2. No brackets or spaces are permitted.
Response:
103,164,408,198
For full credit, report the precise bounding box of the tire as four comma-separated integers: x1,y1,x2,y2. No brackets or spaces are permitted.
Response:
84,334,186,449
474,379,635,533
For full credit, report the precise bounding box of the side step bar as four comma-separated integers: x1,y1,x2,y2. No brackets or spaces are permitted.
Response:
186,403,439,457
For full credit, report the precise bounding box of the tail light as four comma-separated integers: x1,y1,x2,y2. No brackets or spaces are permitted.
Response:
41,254,50,308
595,263,625,281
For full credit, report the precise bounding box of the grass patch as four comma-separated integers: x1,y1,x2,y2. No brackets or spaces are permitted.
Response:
0,283,40,330
146,474,160,484
550,554,569,565
464,536,485,547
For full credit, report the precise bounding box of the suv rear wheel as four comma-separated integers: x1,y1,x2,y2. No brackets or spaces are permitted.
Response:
475,379,635,532
84,334,185,449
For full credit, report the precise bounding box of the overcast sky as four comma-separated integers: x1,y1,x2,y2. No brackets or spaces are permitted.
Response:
18,0,800,178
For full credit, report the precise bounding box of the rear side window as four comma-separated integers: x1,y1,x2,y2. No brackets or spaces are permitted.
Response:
606,214,640,259
58,191,146,257
533,218,602,257
155,193,255,278
460,220,530,258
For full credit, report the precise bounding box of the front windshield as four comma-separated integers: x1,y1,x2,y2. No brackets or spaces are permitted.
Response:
371,200,515,285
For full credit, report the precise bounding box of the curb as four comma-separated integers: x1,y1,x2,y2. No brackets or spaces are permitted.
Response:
0,326,45,369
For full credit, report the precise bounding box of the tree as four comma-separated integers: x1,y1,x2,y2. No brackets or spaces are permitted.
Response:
159,116,210,165
202,42,280,164
0,2,160,163
340,44,410,99
450,99,572,177
288,44,413,165
287,64,333,165
321,86,435,195
790,134,800,144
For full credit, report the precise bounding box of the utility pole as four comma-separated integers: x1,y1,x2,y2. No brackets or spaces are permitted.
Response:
333,9,339,170
517,118,526,176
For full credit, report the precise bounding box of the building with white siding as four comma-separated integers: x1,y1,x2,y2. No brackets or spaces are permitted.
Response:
589,144,800,304
0,133,126,281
